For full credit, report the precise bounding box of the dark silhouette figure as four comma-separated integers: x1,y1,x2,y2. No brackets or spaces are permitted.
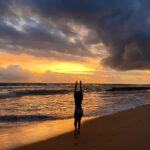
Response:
74,81,83,136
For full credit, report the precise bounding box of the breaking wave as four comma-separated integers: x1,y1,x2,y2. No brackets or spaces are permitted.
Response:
0,115,58,122
0,89,71,99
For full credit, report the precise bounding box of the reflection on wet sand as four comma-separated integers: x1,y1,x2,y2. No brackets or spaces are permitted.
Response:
0,118,91,150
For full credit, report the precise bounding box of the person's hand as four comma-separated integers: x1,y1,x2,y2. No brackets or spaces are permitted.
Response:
75,81,78,87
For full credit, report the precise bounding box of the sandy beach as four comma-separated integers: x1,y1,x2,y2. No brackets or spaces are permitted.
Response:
0,104,149,150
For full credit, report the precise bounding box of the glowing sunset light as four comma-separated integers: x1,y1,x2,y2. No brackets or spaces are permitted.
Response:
32,63,96,74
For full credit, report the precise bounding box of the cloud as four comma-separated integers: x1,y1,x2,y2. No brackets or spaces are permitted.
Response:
0,65,32,82
0,1,99,61
0,0,150,70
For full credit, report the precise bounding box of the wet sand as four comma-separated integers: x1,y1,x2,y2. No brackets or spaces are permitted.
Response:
0,118,91,150
2,104,150,150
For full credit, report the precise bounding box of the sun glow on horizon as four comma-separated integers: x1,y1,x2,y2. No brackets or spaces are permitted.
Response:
32,62,96,74
0,52,149,84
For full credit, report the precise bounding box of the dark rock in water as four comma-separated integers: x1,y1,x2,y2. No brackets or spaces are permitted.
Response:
107,86,150,91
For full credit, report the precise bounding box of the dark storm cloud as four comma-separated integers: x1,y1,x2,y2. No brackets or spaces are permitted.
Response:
0,19,96,59
0,0,150,70
0,0,12,17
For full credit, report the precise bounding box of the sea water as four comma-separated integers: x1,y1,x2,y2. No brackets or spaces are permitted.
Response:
0,83,149,128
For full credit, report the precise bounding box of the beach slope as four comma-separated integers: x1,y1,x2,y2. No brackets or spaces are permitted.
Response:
13,105,150,150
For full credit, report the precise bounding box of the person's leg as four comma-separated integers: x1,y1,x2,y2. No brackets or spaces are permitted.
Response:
77,117,82,135
74,117,77,136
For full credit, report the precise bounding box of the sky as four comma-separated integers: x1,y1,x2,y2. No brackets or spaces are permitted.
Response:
0,0,150,83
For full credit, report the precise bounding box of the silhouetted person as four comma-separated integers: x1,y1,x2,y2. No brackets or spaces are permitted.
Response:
74,81,83,136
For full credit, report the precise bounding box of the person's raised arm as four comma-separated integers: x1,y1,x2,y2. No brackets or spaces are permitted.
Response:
80,81,82,93
74,81,78,95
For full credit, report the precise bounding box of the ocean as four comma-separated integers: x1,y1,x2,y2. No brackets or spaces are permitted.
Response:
0,83,150,128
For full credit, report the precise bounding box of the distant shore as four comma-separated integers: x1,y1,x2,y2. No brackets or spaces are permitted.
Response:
0,104,150,150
